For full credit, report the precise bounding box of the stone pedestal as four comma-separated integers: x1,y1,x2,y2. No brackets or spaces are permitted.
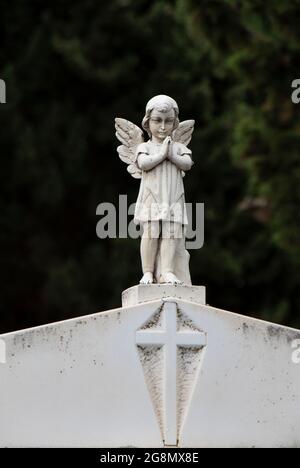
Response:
122,284,206,307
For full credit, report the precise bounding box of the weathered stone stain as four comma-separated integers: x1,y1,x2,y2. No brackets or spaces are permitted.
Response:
267,325,300,344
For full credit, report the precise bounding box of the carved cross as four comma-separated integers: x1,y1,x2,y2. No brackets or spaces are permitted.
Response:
136,301,206,446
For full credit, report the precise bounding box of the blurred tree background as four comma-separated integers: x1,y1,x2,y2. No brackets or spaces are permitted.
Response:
1,0,300,333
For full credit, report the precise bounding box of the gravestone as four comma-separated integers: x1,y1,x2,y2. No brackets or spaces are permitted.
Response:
0,284,299,448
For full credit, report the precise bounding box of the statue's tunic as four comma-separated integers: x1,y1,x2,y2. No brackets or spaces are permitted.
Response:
134,141,191,225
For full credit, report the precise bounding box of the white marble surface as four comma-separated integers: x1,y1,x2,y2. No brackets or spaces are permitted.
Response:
0,289,300,447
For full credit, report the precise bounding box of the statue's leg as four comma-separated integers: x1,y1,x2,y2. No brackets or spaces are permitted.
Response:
160,221,183,284
140,221,160,284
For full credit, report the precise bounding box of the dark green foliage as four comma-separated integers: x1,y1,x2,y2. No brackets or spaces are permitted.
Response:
1,0,300,332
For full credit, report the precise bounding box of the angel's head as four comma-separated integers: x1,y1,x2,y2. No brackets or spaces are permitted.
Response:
142,95,179,141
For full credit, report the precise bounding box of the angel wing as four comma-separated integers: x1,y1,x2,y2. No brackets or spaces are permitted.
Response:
115,118,144,179
172,120,195,146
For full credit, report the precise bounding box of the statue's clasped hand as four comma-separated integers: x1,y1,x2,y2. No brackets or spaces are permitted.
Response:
160,136,172,160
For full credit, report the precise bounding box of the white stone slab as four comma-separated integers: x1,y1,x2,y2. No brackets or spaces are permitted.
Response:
0,303,164,448
122,284,206,307
177,301,300,448
0,290,300,447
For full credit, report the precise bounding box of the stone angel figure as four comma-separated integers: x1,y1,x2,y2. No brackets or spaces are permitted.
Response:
115,95,194,285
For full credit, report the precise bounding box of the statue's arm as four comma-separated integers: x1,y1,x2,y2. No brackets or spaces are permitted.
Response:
136,144,166,171
168,144,193,171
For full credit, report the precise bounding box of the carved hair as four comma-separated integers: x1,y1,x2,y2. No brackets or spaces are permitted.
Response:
142,94,179,138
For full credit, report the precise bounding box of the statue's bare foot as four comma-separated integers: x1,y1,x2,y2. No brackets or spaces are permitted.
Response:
162,272,183,284
140,272,154,284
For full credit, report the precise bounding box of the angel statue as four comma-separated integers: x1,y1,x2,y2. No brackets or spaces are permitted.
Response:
115,94,194,285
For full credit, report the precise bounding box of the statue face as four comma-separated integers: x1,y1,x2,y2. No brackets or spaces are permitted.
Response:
149,109,175,142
